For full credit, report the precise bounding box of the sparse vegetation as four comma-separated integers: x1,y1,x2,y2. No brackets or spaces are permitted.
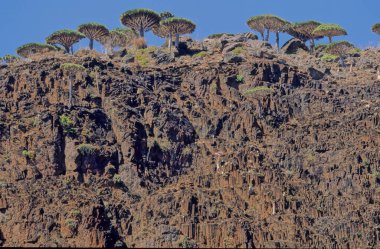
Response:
77,144,98,156
192,51,209,58
231,46,245,55
320,53,338,62
208,33,234,39
59,115,77,135
243,86,273,95
134,46,157,66
22,150,35,160
236,74,244,82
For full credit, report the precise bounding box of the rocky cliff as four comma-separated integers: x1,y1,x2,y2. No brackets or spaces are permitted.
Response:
0,36,380,248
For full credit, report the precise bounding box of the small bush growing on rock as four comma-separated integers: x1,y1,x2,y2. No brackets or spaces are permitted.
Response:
192,51,209,58
134,47,157,66
231,46,246,55
320,53,338,62
113,174,123,185
207,33,234,39
65,219,78,230
59,115,77,135
243,86,273,95
22,150,35,160
70,209,82,220
77,143,98,156
236,74,244,82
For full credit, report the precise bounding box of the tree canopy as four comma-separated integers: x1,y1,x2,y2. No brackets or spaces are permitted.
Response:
120,9,160,37
99,28,137,53
78,23,109,50
247,15,289,49
325,41,354,56
161,17,196,35
16,43,58,58
161,17,196,47
46,29,85,53
287,21,322,41
372,23,380,35
313,24,347,43
60,63,86,74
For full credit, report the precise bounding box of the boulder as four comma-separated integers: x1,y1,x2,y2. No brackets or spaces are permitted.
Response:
282,38,309,54
223,53,245,63
308,67,325,80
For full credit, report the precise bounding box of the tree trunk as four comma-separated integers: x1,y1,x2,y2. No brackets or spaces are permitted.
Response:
329,36,332,43
265,29,270,42
69,76,73,109
175,34,180,48
260,32,264,41
64,46,70,54
139,28,144,38
310,38,315,54
276,32,280,52
89,39,94,50
168,34,172,51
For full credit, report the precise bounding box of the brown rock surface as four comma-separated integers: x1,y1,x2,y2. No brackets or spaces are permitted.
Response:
0,40,380,248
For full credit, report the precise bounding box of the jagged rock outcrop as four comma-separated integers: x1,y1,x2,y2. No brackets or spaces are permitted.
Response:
0,38,380,248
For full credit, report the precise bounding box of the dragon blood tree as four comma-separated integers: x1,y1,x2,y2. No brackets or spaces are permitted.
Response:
287,21,322,53
16,43,58,58
161,17,196,48
46,29,85,54
60,63,86,108
78,23,109,50
99,28,137,54
246,16,266,41
152,12,175,49
313,24,347,43
247,15,289,50
325,41,354,67
120,9,160,38
372,23,380,35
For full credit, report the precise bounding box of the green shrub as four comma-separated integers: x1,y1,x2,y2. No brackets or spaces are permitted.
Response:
192,51,209,58
320,53,338,62
59,115,77,135
77,144,98,156
231,46,245,55
207,33,234,39
113,174,122,185
236,74,244,82
243,86,273,95
65,219,78,230
22,150,35,160
134,47,157,66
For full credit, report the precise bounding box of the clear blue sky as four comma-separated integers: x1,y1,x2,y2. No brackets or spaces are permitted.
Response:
0,0,379,56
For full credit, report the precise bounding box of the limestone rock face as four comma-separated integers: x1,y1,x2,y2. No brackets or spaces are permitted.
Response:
0,39,380,248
